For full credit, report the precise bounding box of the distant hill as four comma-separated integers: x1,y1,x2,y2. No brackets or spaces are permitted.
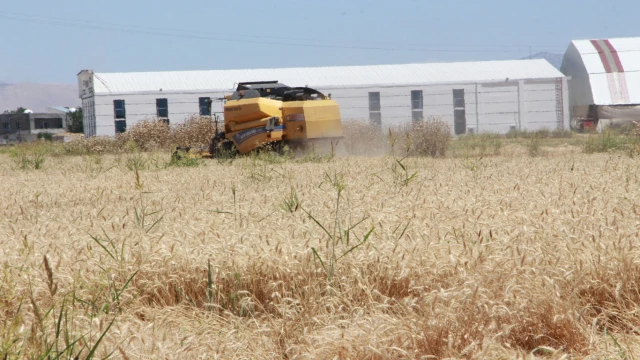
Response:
0,82,79,113
521,52,564,70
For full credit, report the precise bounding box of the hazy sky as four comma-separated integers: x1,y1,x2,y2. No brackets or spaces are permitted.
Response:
0,0,637,84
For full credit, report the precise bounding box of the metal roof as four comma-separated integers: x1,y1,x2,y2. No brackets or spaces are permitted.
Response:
566,37,640,105
88,59,564,95
47,106,76,113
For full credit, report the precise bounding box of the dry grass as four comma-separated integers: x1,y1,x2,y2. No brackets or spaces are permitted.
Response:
60,116,217,155
1,144,640,359
342,119,390,157
387,118,452,158
342,117,451,158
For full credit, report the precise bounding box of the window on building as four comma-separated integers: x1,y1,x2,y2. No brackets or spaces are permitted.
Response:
199,97,211,116
370,112,382,127
454,109,466,134
411,90,423,110
115,120,127,133
453,89,465,109
453,89,466,135
114,100,126,119
156,98,169,118
368,92,382,127
35,118,62,129
3,123,8,130
411,90,423,122
368,92,381,112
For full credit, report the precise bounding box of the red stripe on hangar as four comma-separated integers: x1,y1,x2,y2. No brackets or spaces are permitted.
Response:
590,40,613,73
603,39,626,73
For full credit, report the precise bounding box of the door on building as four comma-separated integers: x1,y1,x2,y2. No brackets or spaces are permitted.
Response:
453,89,466,135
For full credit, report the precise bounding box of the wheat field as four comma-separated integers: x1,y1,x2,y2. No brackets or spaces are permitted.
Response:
1,144,640,359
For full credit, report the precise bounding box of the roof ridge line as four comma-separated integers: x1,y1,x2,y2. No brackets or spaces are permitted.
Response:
91,58,550,76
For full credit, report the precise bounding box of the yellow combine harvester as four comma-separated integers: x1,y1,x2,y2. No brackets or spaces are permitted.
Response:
209,81,345,156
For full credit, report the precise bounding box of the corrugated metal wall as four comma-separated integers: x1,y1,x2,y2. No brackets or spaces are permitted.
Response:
91,79,564,136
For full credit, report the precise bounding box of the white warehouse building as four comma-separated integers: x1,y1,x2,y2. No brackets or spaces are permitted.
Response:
561,37,640,130
77,59,568,137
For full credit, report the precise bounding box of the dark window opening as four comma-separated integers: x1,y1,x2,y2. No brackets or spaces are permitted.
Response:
199,97,211,116
3,123,8,130
368,92,381,112
114,100,126,119
411,90,423,110
453,89,466,135
156,98,169,118
369,92,382,127
370,111,382,127
35,118,62,129
453,89,465,109
115,120,127,133
454,109,466,135
411,90,423,122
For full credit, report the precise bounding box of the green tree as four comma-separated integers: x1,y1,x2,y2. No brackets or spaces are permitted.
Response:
67,107,84,133
3,106,26,114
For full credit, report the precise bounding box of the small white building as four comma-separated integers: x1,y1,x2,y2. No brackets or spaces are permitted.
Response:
561,37,640,130
78,59,568,137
